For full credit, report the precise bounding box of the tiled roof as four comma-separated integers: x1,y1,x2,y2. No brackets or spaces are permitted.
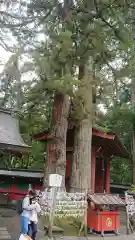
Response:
88,193,125,206
0,169,43,178
0,109,30,153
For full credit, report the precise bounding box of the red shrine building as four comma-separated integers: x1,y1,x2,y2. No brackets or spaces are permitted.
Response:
32,126,128,193
0,108,128,202
32,94,128,193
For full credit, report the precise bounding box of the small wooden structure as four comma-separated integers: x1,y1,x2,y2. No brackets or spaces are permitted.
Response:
0,108,30,154
0,169,43,200
87,193,125,236
0,109,33,200
32,127,128,193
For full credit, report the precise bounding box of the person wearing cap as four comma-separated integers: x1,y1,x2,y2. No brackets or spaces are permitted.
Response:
21,190,37,235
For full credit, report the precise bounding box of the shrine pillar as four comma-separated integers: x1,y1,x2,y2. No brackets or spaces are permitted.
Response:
91,147,96,193
105,158,110,193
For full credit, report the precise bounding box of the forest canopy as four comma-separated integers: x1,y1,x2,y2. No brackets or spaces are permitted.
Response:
0,0,134,186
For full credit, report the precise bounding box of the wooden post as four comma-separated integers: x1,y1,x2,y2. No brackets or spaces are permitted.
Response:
48,187,57,239
91,149,96,193
125,192,130,235
105,159,110,193
84,190,88,237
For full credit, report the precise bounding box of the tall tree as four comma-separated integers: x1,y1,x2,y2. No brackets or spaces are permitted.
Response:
0,0,130,188
131,1,135,184
24,0,131,190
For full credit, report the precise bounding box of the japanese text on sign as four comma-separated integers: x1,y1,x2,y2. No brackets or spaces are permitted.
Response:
125,193,135,216
38,190,86,218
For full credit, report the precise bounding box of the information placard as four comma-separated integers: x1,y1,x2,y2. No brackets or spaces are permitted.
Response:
39,190,86,218
49,174,62,187
125,193,135,216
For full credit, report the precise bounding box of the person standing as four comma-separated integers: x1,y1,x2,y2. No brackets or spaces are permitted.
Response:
21,190,37,235
28,195,41,240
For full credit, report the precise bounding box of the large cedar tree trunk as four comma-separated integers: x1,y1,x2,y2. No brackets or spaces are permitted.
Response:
70,63,93,191
132,4,135,185
132,79,135,184
52,93,70,188
46,0,72,188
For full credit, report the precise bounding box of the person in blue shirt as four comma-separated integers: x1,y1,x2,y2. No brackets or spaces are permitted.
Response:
21,190,37,235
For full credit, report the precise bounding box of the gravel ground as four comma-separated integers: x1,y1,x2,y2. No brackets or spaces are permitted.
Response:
0,208,45,240
0,208,133,240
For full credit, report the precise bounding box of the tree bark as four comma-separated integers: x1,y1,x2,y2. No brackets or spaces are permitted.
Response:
132,79,135,184
131,2,135,185
70,62,93,191
53,93,70,188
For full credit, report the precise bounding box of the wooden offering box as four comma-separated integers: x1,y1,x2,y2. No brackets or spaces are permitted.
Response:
87,194,125,236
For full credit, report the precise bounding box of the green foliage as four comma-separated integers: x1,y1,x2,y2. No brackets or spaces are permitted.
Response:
128,184,135,193
100,105,133,150
98,104,133,184
110,157,132,184
0,141,45,170
119,88,131,104
27,141,46,170
0,0,133,181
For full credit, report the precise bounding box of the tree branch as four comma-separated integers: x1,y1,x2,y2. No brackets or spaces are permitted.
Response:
0,8,52,29
93,0,126,43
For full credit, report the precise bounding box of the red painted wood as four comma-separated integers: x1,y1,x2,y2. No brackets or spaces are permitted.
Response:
33,185,41,190
95,158,103,193
33,127,115,141
87,208,120,232
66,160,71,179
12,184,16,191
0,188,22,193
8,193,25,200
105,159,110,193
0,184,42,200
0,188,28,195
66,152,72,179
92,129,115,140
91,148,96,193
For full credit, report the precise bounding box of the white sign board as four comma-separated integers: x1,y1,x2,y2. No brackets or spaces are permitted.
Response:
49,174,62,187
125,193,135,216
39,191,86,218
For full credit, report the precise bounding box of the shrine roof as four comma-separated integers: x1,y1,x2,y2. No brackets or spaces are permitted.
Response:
88,193,125,206
92,128,129,158
32,126,129,158
0,169,43,179
0,109,31,153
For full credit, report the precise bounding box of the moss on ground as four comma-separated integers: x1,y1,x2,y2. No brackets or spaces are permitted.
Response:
39,215,85,236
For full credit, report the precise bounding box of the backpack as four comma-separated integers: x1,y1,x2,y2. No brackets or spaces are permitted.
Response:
16,200,23,215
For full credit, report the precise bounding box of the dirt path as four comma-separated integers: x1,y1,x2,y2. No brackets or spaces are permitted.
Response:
0,208,45,240
0,207,133,240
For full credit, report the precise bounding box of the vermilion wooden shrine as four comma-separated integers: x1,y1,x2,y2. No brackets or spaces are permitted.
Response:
32,123,128,235
0,107,128,207
32,126,128,193
32,94,128,193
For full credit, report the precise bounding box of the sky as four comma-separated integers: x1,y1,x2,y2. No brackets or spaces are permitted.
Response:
0,34,108,114
0,45,107,113
0,47,11,72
